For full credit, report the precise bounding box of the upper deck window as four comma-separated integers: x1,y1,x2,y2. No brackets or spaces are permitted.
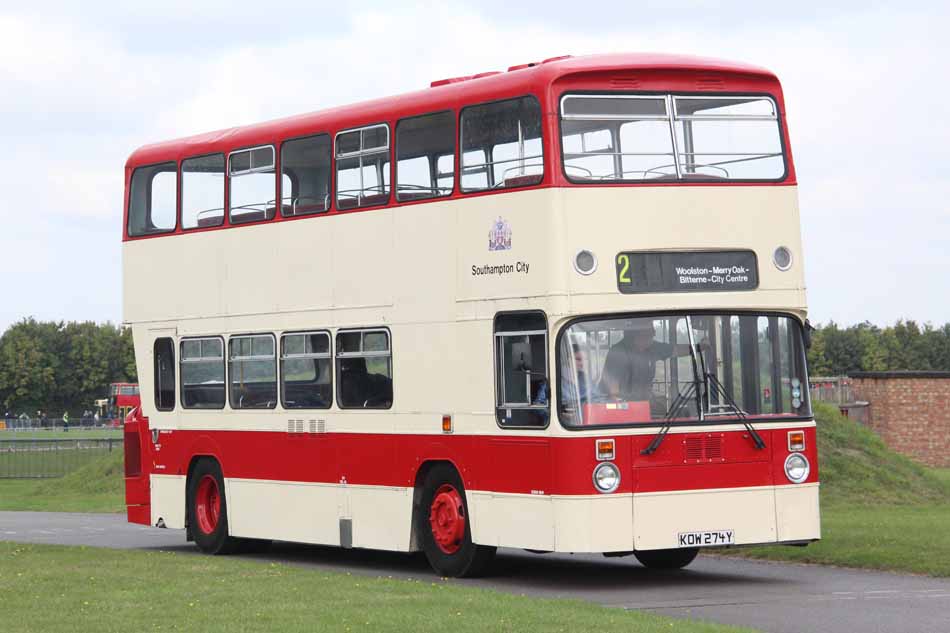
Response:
560,94,784,182
128,162,177,237
461,96,543,192
281,134,331,216
229,146,276,224
182,154,225,229
396,111,455,201
336,124,390,210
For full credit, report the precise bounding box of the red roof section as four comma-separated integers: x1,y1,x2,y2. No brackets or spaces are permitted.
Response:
125,53,780,168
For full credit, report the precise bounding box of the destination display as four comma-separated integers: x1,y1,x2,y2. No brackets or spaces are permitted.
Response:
615,250,758,294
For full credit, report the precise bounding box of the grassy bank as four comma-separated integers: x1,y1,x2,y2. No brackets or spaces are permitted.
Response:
0,450,124,513
0,542,752,633
723,402,950,576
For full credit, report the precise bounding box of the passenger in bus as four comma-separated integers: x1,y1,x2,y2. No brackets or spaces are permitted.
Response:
340,357,393,408
560,344,593,405
600,320,692,402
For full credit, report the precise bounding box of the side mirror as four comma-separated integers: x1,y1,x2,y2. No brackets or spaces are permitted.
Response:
803,319,815,350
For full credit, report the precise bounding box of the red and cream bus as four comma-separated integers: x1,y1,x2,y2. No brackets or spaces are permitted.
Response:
122,53,819,576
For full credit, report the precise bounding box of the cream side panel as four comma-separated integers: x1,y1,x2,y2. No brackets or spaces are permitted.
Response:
775,483,821,542
150,474,186,529
552,495,634,552
633,487,777,551
225,479,413,551
126,186,805,327
468,492,555,550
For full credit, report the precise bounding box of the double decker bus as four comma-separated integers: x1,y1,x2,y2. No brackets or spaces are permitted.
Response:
102,382,141,426
122,53,819,576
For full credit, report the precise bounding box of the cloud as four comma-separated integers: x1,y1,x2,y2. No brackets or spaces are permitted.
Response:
0,2,947,331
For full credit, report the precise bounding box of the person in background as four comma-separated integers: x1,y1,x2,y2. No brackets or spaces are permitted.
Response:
62,411,69,432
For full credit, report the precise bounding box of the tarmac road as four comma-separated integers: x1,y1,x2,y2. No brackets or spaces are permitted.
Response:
2,511,949,633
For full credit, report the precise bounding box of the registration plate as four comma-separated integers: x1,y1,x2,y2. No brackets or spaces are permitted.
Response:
677,530,735,547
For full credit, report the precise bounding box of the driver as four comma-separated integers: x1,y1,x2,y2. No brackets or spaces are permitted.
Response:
600,319,693,401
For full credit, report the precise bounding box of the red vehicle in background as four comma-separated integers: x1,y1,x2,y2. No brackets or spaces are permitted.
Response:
98,383,140,426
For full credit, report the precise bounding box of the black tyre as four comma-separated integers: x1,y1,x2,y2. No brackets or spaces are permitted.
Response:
187,458,240,555
634,547,699,569
418,464,496,577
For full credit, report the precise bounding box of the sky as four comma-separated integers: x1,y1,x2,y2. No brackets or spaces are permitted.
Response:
0,1,948,331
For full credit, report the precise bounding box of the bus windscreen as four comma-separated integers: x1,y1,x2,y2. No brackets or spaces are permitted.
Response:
558,313,809,427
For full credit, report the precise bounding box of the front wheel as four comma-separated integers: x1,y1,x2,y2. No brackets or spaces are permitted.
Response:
418,464,496,577
634,547,699,569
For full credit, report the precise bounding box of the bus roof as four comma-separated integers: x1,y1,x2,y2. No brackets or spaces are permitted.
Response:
126,53,779,168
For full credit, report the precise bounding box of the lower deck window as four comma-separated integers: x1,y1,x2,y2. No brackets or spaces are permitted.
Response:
229,334,277,409
181,337,225,409
281,331,332,409
154,338,175,411
336,329,392,408
495,312,549,427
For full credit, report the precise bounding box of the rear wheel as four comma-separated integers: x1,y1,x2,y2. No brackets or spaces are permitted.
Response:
418,464,495,577
634,547,699,569
187,458,240,555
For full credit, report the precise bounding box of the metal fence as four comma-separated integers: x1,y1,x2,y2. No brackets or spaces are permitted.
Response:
809,376,855,405
0,438,122,479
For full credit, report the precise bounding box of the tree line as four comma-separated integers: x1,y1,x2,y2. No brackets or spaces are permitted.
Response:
0,319,136,416
1,316,947,414
807,320,950,376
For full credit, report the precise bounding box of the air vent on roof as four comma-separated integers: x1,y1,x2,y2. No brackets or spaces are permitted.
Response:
430,70,501,88
430,75,474,88
610,75,641,89
508,61,540,72
542,55,572,64
695,74,726,90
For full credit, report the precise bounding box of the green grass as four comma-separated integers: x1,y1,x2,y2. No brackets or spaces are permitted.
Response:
0,450,125,513
719,402,950,576
0,428,122,440
0,542,752,633
932,468,950,486
811,402,950,506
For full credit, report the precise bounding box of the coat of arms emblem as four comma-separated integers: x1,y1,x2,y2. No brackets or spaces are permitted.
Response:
488,217,512,251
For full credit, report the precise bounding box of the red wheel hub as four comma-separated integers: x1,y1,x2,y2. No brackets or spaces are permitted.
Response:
195,474,221,535
429,484,466,554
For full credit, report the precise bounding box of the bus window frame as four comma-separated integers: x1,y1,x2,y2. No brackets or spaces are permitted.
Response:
179,335,227,410
553,309,812,431
127,161,179,237
227,144,278,226
278,133,333,217
180,152,227,231
335,327,393,410
395,109,457,203
153,337,176,412
459,94,545,194
227,332,278,410
280,329,333,410
334,123,392,210
557,90,789,185
492,311,550,430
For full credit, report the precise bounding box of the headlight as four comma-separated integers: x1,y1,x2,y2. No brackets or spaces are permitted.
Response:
784,453,810,484
592,462,620,493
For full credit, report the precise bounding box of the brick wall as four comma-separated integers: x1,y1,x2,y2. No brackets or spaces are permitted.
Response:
850,371,950,468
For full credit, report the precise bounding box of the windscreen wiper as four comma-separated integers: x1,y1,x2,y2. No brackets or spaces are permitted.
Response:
640,381,699,456
703,371,767,450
